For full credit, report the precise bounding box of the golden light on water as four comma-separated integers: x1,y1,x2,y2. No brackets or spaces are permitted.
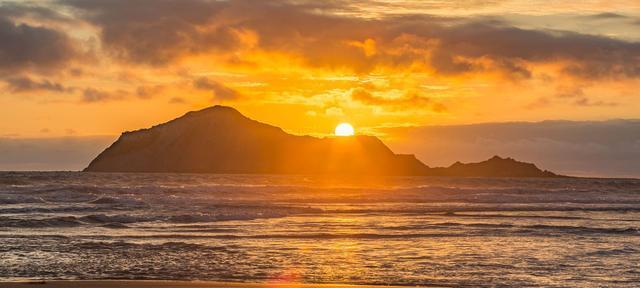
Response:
335,123,355,136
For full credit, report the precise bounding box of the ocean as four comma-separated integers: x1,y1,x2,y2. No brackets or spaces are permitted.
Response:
1,172,639,287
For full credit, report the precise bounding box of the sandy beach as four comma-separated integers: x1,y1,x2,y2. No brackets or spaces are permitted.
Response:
0,281,432,288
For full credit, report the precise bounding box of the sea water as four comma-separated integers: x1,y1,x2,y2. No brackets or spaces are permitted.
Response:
1,172,639,287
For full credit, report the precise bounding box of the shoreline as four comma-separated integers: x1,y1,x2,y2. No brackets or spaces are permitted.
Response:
0,280,439,288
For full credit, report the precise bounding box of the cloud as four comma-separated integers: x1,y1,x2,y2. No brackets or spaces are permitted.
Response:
0,0,635,82
3,76,70,93
0,2,74,23
427,21,640,78
555,85,618,107
63,0,234,65
59,0,640,80
81,88,125,103
0,16,78,73
81,86,160,103
383,120,640,178
573,97,618,107
168,96,187,104
193,77,240,100
135,85,164,99
351,88,447,112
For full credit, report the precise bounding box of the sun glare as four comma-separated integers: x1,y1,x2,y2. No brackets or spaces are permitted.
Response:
335,123,355,136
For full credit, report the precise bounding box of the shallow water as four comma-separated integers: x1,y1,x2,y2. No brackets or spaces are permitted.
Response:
1,172,639,287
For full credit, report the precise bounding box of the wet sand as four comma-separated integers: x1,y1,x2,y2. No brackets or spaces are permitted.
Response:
0,281,434,288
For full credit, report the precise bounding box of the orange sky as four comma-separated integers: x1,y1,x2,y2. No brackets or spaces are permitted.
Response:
1,0,639,138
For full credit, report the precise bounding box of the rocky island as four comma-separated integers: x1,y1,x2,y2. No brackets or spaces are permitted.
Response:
85,106,560,177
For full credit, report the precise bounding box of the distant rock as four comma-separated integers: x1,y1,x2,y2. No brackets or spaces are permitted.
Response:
85,106,562,177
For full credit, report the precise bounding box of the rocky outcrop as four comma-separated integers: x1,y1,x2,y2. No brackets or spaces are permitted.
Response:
85,105,562,177
428,155,560,177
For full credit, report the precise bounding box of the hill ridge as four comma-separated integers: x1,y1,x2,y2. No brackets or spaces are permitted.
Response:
85,106,561,177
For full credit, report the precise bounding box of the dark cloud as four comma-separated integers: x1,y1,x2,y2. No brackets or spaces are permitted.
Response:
429,48,476,74
58,0,640,79
493,58,531,79
81,86,159,103
3,76,70,93
81,88,124,103
63,0,234,65
193,77,240,100
426,21,640,78
0,16,77,73
136,85,164,99
0,2,71,23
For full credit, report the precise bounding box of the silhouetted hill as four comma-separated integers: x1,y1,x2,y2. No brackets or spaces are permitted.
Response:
84,106,427,175
429,156,559,177
85,106,562,177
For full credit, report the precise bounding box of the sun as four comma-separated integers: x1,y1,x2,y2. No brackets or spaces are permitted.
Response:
335,123,355,136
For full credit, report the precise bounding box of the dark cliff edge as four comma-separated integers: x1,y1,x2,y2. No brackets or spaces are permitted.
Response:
85,105,563,177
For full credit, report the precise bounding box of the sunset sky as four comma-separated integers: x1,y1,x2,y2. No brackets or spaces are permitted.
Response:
1,0,639,176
